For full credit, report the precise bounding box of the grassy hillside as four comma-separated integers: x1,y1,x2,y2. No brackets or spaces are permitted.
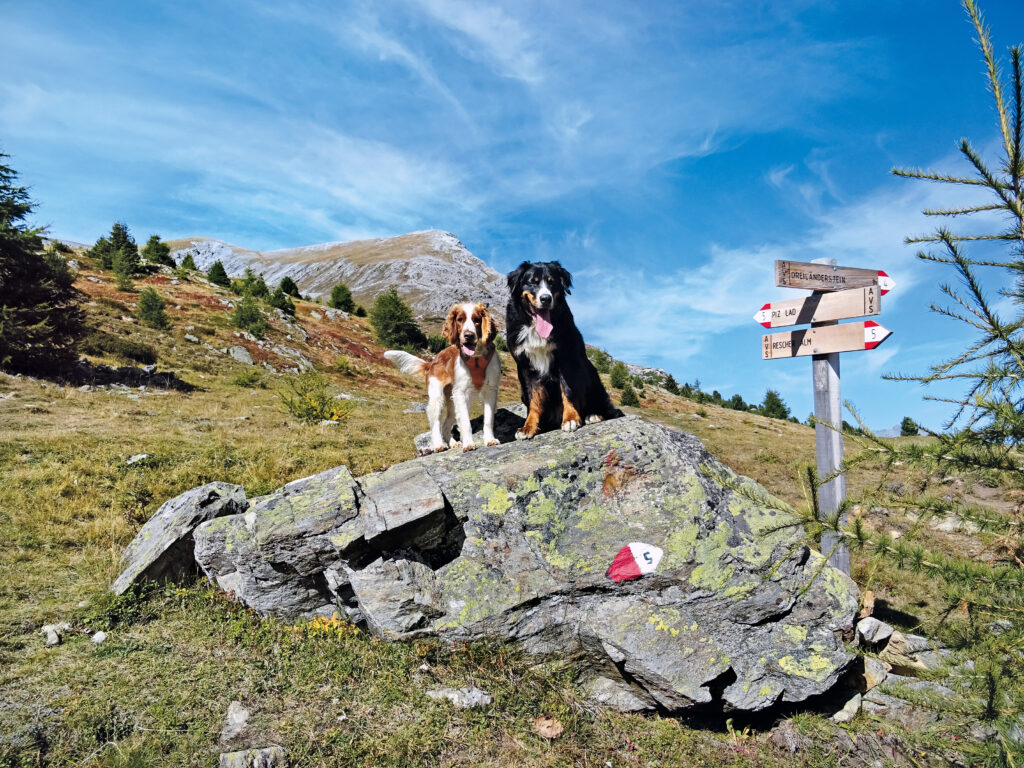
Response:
0,253,1002,767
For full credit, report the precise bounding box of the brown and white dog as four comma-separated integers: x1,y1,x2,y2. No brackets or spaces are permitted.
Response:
384,303,501,454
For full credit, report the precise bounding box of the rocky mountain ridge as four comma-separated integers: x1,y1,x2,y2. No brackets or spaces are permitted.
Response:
167,230,508,323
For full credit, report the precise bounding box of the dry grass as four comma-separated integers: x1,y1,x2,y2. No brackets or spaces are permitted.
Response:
0,257,997,766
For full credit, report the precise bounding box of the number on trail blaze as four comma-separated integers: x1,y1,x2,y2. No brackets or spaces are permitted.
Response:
606,543,664,583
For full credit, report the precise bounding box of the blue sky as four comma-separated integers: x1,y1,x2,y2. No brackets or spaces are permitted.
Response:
3,0,1023,430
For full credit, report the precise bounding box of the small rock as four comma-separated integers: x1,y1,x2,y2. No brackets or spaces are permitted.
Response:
425,687,492,709
78,385,91,393
125,454,150,466
855,656,890,693
67,259,80,271
86,276,102,283
185,334,200,343
40,622,71,647
142,364,157,375
230,346,254,365
990,619,1013,635
310,311,323,320
831,692,861,723
91,631,107,644
220,701,250,743
856,616,894,645
879,631,945,673
404,403,428,414
319,420,339,427
770,719,810,753
218,746,287,768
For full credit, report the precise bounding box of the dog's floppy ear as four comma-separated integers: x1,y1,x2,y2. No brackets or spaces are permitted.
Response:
442,305,461,346
550,261,573,295
506,261,532,293
478,305,498,345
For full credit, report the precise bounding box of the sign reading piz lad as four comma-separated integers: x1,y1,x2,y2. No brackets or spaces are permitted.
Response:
775,260,895,295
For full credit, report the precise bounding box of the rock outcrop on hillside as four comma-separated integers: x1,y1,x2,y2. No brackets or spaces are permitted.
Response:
169,230,507,323
152,414,857,714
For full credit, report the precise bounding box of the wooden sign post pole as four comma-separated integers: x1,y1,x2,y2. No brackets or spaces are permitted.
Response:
811,310,849,573
760,259,895,577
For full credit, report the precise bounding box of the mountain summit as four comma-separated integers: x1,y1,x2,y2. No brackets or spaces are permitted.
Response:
168,230,508,322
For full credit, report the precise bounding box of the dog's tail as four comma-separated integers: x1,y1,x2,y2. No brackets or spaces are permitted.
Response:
383,350,429,377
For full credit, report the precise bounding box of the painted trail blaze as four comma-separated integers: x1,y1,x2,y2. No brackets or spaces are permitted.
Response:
606,542,664,583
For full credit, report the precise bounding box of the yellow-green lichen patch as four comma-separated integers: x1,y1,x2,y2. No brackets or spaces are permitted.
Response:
780,624,808,643
477,482,512,516
436,559,510,628
777,652,835,682
575,502,614,533
661,523,699,569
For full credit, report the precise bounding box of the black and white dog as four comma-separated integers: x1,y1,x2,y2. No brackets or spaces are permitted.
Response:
506,261,620,439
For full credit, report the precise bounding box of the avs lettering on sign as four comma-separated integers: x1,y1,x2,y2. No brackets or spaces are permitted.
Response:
754,286,881,328
606,542,663,583
775,260,895,295
761,321,892,359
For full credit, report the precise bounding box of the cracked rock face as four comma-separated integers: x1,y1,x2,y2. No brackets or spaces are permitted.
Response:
191,415,858,713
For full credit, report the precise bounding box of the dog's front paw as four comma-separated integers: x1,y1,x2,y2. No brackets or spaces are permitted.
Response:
448,440,462,450
432,443,449,453
461,443,477,452
585,414,604,425
484,438,500,447
561,419,580,432
418,447,434,456
515,429,533,441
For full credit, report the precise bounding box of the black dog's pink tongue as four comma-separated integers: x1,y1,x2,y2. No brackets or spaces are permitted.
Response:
534,308,553,339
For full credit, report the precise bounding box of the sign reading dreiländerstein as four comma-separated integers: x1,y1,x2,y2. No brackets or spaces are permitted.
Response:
775,260,895,295
754,285,880,328
761,321,891,360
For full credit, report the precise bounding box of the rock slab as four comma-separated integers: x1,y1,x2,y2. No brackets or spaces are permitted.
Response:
188,416,859,713
112,482,246,595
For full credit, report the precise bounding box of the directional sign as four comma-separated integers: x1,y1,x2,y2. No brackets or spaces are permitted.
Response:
775,260,894,295
754,286,881,328
761,321,892,360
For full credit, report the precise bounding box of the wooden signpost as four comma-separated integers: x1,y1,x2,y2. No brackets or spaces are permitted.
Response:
757,260,895,575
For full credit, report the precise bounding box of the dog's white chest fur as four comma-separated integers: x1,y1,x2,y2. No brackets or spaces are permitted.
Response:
515,325,555,376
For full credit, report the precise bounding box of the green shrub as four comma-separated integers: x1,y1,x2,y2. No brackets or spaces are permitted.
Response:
267,285,296,315
232,267,269,298
494,333,508,352
281,371,358,424
588,347,612,373
231,369,265,388
137,287,169,329
231,295,268,338
695,406,707,418
354,305,367,317
369,288,426,348
331,356,355,376
426,333,448,354
80,331,157,365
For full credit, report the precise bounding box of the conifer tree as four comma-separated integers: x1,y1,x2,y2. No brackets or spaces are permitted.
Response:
754,5,1024,761
609,361,628,389
620,380,640,407
0,153,84,373
267,285,295,316
369,287,425,348
112,249,134,291
663,373,680,395
207,260,231,288
141,235,174,267
330,282,356,312
137,286,169,328
179,252,197,271
758,389,790,420
279,276,300,297
899,416,918,437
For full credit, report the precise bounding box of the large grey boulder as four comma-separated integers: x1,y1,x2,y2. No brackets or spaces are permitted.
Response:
112,482,246,595
192,415,859,713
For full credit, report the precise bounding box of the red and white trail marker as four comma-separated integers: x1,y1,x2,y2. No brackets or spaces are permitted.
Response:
761,320,893,360
753,285,881,329
606,542,663,583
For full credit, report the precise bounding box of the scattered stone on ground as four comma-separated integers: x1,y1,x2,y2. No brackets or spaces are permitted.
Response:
831,692,862,723
769,719,810,753
229,346,254,365
425,687,493,709
39,623,70,647
531,715,564,739
856,616,894,645
218,746,287,768
90,631,107,644
878,631,945,674
220,701,250,744
124,453,149,467
403,402,427,414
